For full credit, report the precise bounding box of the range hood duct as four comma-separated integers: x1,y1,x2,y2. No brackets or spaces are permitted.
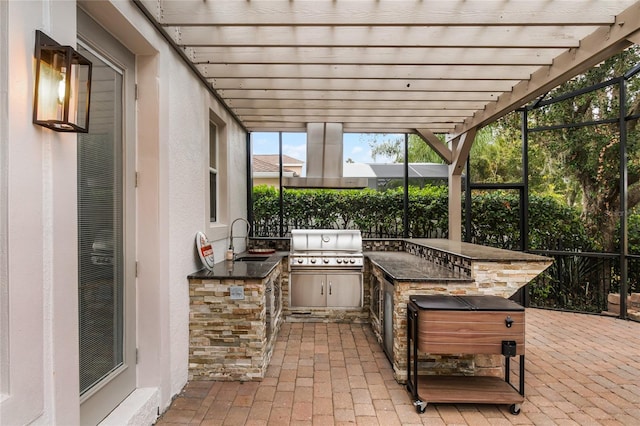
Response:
282,122,368,189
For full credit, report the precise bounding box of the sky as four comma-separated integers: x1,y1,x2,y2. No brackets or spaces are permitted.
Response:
251,132,404,164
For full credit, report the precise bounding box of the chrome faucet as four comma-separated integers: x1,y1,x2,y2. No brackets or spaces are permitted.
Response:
228,217,251,257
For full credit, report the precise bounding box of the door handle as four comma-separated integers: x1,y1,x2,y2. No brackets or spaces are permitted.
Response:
329,281,332,295
321,282,324,295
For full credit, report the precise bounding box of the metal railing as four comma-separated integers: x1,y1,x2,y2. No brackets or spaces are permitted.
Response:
528,250,639,318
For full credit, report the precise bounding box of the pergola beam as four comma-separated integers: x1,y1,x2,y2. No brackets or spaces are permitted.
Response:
241,116,463,125
221,90,498,103
451,129,478,176
448,128,478,241
628,29,640,45
192,47,562,66
245,122,456,133
415,128,452,164
233,108,475,118
198,64,539,80
211,78,518,93
149,0,624,26
174,25,591,48
227,99,487,110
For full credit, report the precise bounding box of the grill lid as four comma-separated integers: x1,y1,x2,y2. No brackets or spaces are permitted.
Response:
290,229,362,253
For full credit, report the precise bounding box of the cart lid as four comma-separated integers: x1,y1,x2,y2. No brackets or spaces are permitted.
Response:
410,295,524,312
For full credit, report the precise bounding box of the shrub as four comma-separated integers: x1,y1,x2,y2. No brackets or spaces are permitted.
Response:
253,185,593,251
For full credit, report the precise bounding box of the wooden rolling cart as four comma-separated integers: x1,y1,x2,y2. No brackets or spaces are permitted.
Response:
406,295,525,415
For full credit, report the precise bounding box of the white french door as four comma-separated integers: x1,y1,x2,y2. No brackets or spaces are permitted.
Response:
77,9,136,425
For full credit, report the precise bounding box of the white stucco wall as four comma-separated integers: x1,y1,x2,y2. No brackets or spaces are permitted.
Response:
1,1,80,425
0,0,9,407
0,0,248,424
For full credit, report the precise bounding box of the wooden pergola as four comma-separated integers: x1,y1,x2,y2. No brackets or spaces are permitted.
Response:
130,0,640,239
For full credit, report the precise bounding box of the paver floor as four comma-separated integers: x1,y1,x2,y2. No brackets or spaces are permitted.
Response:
156,308,640,425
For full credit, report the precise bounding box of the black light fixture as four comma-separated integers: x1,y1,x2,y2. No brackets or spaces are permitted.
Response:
33,30,92,133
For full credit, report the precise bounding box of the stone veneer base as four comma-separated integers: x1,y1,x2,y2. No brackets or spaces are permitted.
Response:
188,262,283,381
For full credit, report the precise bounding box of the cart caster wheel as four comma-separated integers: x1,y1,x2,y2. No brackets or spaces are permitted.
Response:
413,400,427,414
509,404,521,415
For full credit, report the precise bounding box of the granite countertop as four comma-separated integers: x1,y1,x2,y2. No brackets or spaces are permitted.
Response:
407,238,551,262
366,251,472,283
187,239,550,281
188,252,286,280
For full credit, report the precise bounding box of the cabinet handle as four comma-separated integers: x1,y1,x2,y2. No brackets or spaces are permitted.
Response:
321,282,324,295
329,281,332,295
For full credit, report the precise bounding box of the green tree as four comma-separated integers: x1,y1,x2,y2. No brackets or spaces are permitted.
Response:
469,124,523,183
527,45,640,251
481,113,580,204
365,134,445,163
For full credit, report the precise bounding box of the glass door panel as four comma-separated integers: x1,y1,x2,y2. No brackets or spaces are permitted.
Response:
77,49,124,394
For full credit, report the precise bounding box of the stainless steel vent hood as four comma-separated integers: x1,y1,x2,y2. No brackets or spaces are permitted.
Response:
282,123,368,189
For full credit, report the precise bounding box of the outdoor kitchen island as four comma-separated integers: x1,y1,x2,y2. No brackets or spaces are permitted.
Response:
187,252,287,381
187,238,551,385
366,238,552,383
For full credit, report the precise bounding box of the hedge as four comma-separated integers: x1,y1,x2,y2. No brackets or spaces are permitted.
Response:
252,185,593,250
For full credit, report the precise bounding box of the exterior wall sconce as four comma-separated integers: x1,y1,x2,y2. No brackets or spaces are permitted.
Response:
33,30,92,133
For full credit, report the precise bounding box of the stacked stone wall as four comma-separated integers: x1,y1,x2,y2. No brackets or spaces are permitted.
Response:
473,261,552,297
188,263,282,381
369,252,550,383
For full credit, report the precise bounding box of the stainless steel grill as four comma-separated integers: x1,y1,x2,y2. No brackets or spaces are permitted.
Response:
289,229,364,308
289,229,364,270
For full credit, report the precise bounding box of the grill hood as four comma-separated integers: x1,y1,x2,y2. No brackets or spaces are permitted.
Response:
282,123,368,189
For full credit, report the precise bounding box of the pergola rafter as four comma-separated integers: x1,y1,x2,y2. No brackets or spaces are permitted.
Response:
133,0,640,139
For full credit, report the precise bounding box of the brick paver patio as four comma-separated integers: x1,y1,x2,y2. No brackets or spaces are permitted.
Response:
157,308,640,425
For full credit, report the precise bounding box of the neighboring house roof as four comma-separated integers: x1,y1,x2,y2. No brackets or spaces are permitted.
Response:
253,157,281,173
253,155,301,176
344,163,454,179
254,154,303,168
343,163,377,178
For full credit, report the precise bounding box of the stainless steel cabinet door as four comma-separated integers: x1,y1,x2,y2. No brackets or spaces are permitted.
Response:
326,273,362,307
383,279,394,360
290,272,326,307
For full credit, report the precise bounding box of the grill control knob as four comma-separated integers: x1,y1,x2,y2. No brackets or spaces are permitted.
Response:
310,258,317,264
323,258,329,264
336,259,343,264
349,258,356,264
297,258,303,264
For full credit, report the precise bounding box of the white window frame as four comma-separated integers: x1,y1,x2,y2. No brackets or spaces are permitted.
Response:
206,109,229,243
209,120,218,223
